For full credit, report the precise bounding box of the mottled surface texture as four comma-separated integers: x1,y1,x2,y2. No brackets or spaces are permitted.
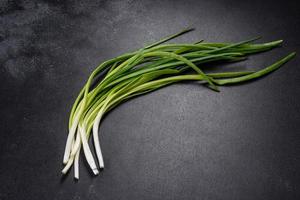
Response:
0,0,300,199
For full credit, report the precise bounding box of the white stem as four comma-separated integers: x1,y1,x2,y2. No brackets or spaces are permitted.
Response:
79,125,99,175
62,129,80,174
73,129,81,179
74,146,81,179
93,111,105,168
70,103,106,158
62,154,75,174
92,97,111,169
70,140,81,157
71,137,75,151
70,126,82,157
63,111,81,164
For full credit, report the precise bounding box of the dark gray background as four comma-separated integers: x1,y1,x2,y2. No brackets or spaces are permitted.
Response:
0,0,299,199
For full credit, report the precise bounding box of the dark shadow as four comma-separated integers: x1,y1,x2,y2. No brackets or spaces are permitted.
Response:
60,166,70,183
89,68,110,90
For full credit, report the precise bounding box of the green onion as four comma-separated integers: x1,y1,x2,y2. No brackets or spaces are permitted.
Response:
61,28,296,179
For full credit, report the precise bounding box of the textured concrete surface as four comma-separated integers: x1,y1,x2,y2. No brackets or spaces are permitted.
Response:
0,0,299,200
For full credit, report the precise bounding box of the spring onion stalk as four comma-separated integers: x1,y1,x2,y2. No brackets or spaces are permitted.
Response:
74,147,80,179
62,28,295,179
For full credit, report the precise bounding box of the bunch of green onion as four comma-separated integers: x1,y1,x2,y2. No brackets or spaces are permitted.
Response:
62,28,295,179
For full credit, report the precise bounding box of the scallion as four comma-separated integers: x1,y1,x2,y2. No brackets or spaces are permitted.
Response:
62,28,296,179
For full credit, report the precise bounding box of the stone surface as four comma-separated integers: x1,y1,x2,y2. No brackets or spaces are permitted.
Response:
0,0,299,200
